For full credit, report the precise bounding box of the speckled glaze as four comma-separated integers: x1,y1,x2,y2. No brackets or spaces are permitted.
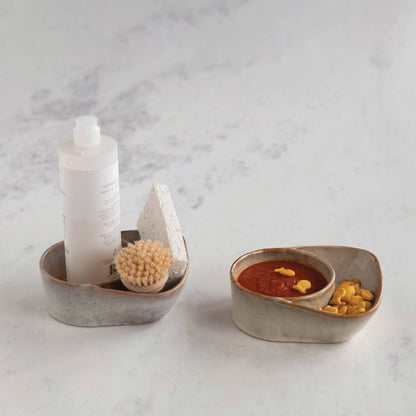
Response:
40,230,188,327
230,246,382,343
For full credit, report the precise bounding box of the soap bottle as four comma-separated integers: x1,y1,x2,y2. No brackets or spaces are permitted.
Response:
58,116,121,284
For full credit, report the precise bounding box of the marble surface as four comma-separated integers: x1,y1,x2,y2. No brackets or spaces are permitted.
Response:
1,1,415,414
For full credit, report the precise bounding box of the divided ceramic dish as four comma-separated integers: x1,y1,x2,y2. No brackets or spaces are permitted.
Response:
40,230,188,327
230,246,382,343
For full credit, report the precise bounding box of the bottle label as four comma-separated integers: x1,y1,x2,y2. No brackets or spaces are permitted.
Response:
60,162,121,284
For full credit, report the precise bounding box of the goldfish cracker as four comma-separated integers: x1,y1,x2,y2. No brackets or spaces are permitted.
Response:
356,301,367,310
360,289,375,302
349,295,364,306
338,280,353,289
363,301,372,311
347,305,366,315
338,305,348,315
323,305,338,313
292,280,311,294
341,285,355,303
274,267,296,277
329,287,346,305
330,301,346,308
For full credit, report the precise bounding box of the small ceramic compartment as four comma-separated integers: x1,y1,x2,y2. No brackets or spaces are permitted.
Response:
39,230,188,327
231,248,335,308
230,246,382,343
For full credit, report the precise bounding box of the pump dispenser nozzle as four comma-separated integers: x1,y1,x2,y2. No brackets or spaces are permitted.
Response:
73,115,101,147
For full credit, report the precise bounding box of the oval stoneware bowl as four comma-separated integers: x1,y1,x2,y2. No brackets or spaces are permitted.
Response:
40,230,188,327
230,246,382,343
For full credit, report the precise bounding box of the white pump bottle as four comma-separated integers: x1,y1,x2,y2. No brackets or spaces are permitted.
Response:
58,116,121,284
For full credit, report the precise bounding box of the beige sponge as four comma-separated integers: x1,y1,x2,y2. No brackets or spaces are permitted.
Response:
137,183,187,283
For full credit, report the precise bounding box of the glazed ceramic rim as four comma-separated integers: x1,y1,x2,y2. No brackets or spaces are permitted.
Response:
230,247,335,303
230,246,383,319
39,235,188,298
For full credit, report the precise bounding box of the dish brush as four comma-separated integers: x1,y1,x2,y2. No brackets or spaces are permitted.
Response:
114,240,173,293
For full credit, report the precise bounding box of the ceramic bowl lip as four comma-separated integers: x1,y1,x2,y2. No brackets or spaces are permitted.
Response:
230,245,383,319
230,247,335,302
40,238,188,298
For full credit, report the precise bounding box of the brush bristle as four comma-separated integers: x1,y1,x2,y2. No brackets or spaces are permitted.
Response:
114,240,173,287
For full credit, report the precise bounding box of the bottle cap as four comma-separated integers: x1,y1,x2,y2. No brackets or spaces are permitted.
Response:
73,115,101,147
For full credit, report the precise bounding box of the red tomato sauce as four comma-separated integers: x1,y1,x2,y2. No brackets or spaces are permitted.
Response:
237,260,327,297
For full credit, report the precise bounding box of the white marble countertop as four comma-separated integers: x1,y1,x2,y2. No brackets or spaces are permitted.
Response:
1,1,415,415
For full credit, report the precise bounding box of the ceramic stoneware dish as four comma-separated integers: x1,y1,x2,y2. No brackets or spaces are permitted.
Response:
40,230,188,327
230,246,382,343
